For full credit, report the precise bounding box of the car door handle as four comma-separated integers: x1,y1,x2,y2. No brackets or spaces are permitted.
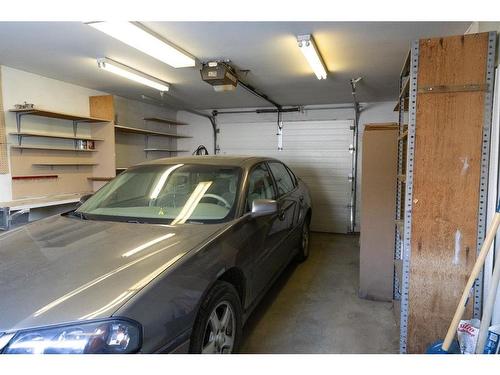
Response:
278,209,286,221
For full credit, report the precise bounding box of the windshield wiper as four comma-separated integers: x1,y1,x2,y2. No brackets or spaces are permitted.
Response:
184,220,204,224
127,220,147,224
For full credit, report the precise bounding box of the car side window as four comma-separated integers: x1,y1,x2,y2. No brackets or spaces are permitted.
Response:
268,162,295,196
246,163,276,212
285,165,298,187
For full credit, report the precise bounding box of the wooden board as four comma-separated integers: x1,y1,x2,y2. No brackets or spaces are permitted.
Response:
115,124,192,138
364,123,398,131
143,117,188,126
406,32,489,353
9,131,103,141
11,145,97,152
89,95,116,191
359,125,398,301
8,108,108,123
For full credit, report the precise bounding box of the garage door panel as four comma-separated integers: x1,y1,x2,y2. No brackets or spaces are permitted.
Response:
219,120,353,233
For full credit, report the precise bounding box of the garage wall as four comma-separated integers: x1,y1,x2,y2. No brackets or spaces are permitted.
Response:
177,101,397,232
176,111,214,154
219,119,353,233
0,65,106,202
0,66,181,203
113,96,179,168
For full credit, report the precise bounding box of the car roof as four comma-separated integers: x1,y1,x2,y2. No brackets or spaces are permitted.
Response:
137,155,280,169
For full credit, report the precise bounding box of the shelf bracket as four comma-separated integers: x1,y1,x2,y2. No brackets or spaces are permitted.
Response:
15,112,23,133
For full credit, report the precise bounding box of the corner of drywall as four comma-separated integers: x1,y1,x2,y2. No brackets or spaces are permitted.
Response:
475,23,500,66
176,110,214,155
465,22,480,35
0,65,13,202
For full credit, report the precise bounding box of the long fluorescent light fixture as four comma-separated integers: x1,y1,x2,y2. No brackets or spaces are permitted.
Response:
97,57,170,92
88,22,195,68
297,34,328,80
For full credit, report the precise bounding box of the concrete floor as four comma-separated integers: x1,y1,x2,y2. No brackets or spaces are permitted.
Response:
240,232,399,353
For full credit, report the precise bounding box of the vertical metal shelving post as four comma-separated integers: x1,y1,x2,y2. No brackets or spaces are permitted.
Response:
399,40,419,354
473,31,498,319
392,40,419,354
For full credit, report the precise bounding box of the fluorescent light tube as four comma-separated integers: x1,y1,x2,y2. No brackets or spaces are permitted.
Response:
88,22,195,68
297,34,327,80
97,58,170,92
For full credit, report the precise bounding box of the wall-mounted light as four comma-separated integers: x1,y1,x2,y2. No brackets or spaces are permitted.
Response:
97,57,170,93
297,34,327,80
88,21,195,68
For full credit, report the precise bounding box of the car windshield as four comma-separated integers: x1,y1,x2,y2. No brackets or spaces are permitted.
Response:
75,164,241,224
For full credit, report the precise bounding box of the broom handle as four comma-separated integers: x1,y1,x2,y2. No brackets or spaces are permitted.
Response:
476,230,500,353
442,211,500,351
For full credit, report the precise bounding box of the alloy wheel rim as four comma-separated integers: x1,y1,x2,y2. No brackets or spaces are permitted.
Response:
202,301,236,354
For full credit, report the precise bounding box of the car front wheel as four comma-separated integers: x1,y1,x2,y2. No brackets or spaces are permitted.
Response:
189,281,243,354
295,219,310,262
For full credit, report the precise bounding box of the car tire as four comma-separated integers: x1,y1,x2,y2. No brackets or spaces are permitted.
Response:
189,281,243,354
295,219,310,263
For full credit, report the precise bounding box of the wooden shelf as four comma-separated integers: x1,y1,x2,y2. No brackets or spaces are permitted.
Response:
399,76,410,100
9,108,109,123
87,177,114,181
400,50,411,78
11,145,97,152
9,131,103,141
33,162,97,166
116,167,128,171
394,97,409,112
0,192,92,211
12,175,58,180
144,148,188,152
115,125,192,138
143,117,188,126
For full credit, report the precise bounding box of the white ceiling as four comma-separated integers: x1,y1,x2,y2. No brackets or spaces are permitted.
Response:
0,22,470,109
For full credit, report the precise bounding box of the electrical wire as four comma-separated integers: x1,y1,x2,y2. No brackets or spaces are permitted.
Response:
192,145,209,155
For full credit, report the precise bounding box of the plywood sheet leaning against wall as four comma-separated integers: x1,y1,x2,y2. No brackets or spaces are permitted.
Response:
359,123,398,302
89,95,116,190
407,33,491,353
0,68,8,174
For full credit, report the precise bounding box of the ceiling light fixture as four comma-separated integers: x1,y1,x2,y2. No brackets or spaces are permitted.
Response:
97,57,170,93
297,34,328,80
88,21,195,68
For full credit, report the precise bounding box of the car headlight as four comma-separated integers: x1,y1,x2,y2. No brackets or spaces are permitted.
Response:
2,319,142,354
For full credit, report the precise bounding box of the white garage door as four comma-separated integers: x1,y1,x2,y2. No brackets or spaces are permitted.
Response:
218,120,353,233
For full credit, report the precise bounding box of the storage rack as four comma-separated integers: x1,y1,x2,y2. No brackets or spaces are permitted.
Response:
114,120,191,170
393,32,497,353
393,48,411,304
9,108,106,156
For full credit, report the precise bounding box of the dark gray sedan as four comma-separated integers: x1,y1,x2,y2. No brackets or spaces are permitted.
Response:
0,156,312,354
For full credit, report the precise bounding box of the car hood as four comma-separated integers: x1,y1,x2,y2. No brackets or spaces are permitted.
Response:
0,215,226,333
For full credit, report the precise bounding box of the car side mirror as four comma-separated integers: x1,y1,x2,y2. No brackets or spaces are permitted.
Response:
78,194,93,206
251,199,278,218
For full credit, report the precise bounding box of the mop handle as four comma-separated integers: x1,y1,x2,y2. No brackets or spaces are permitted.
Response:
442,208,500,351
475,201,500,353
